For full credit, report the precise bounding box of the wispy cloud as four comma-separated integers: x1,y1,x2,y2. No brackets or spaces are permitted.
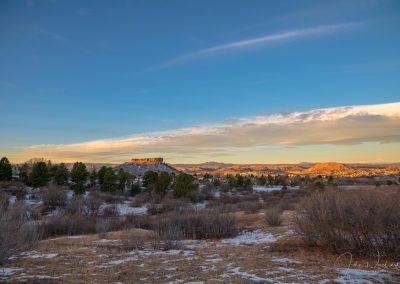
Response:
159,22,361,68
16,102,400,163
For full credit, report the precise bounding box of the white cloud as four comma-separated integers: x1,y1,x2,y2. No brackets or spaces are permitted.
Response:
162,22,361,67
19,102,400,162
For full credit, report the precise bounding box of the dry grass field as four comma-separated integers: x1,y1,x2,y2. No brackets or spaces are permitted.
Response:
2,206,399,283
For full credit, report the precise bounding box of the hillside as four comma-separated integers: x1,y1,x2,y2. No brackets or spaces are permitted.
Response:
116,160,180,176
303,162,352,175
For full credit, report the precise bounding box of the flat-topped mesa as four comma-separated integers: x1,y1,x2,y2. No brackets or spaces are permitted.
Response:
130,158,163,164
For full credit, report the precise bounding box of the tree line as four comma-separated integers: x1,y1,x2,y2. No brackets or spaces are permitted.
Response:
1,157,198,198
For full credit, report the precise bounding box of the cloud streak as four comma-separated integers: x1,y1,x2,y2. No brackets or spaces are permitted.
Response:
162,22,360,67
18,102,400,163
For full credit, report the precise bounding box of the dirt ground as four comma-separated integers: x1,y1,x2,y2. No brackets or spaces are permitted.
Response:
1,211,399,283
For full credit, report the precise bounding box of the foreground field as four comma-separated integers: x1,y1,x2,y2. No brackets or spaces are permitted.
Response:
1,210,399,283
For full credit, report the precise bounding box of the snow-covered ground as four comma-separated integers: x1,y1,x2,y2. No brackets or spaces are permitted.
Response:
99,203,148,216
253,186,300,192
220,230,278,245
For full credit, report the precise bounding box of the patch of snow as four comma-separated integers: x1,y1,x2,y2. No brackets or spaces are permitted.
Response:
319,268,396,284
0,268,23,276
253,186,299,192
19,251,58,259
206,258,223,263
99,203,147,216
102,256,138,266
224,267,275,283
95,239,121,244
193,201,208,210
68,235,86,239
271,257,301,264
221,230,277,245
8,196,16,206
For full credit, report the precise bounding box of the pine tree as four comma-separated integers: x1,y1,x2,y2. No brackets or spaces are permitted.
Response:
101,167,117,192
54,163,69,185
70,162,88,194
0,157,12,181
29,161,49,188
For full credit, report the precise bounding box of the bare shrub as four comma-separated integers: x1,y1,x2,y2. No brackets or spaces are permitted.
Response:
124,214,152,230
0,207,41,262
153,209,237,240
237,200,263,214
265,207,283,226
96,218,113,239
148,197,191,215
294,189,400,259
130,193,150,207
43,185,67,208
0,192,9,210
121,230,148,251
89,191,125,204
102,205,119,216
65,196,88,215
42,214,96,237
186,190,206,203
85,196,103,215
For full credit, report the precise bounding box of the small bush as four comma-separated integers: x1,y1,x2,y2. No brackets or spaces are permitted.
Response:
237,201,263,214
85,196,103,216
102,205,119,216
0,207,41,262
153,209,237,240
124,214,152,230
121,230,147,251
42,214,96,237
294,189,400,259
265,207,283,226
65,196,87,215
0,193,9,210
96,218,113,239
43,185,67,208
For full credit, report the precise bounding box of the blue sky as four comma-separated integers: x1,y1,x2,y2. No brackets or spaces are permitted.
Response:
1,0,400,163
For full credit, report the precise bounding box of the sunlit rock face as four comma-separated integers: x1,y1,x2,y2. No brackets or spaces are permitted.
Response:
130,158,164,164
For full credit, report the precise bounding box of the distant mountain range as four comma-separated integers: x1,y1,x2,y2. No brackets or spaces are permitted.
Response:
173,162,400,177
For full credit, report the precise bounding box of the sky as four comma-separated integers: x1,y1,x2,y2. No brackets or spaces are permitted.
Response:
1,0,400,164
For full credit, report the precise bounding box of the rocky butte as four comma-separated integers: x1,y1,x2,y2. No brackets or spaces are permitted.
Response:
117,158,179,176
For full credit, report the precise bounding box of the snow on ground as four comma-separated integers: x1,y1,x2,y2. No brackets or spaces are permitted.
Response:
7,196,16,206
18,251,58,259
319,268,397,284
253,186,300,192
224,266,275,283
271,257,301,264
99,203,148,216
0,268,23,276
220,230,277,245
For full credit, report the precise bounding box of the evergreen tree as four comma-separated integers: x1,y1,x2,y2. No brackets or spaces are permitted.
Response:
130,183,141,196
29,161,49,188
142,170,158,190
235,175,244,188
212,178,221,187
89,169,97,187
101,167,117,192
172,173,197,198
53,163,69,185
0,157,12,181
117,168,132,191
154,172,172,194
97,166,107,185
70,162,88,194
